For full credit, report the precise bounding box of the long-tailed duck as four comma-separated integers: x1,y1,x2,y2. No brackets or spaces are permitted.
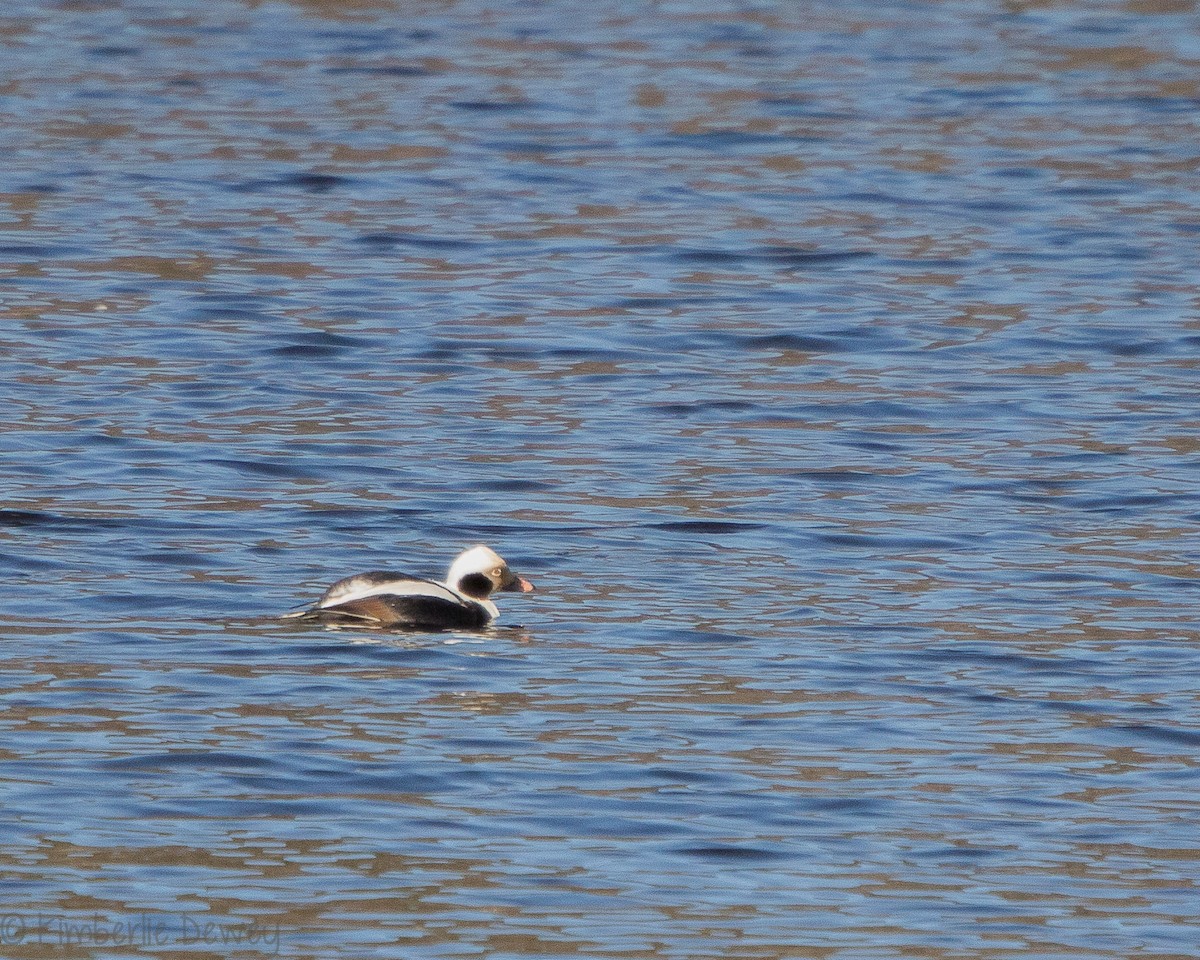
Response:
285,545,534,630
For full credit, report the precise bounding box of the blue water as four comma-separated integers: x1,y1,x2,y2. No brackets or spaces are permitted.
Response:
2,0,1198,956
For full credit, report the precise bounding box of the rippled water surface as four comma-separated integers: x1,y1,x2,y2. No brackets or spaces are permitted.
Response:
2,0,1199,956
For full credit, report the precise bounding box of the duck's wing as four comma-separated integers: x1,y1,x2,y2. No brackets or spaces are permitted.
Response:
289,572,491,630
299,591,488,630
318,570,425,607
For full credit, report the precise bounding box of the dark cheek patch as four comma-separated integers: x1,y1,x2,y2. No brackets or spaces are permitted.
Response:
457,573,494,598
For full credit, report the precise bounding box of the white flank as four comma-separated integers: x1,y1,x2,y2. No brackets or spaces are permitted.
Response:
320,578,459,608
319,577,499,620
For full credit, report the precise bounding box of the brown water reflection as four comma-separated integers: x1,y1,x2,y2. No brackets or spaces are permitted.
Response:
3,0,1200,956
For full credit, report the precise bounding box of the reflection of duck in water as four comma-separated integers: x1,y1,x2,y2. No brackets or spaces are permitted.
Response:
285,545,535,630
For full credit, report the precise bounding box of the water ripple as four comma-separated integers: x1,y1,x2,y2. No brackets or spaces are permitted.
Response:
1,0,1197,956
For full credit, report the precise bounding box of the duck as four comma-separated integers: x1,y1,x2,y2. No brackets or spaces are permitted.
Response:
284,545,534,630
